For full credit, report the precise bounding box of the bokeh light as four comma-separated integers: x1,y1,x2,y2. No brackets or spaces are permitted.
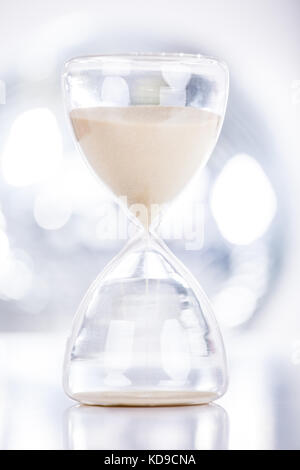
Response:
2,108,62,187
34,190,72,231
213,285,258,328
0,257,33,301
210,153,277,245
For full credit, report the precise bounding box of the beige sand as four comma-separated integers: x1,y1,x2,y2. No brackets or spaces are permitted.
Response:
72,390,218,407
70,106,220,226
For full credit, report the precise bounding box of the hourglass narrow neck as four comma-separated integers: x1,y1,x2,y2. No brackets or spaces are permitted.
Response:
123,200,162,233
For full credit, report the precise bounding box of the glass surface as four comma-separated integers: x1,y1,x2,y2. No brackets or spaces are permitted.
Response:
62,53,229,406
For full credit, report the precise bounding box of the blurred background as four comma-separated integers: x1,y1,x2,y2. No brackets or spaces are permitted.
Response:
0,0,300,450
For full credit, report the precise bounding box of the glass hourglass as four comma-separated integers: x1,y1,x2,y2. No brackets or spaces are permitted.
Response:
62,53,229,406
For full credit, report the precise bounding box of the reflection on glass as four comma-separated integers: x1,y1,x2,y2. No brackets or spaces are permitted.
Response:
65,404,228,450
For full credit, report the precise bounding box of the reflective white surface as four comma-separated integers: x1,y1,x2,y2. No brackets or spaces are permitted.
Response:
0,332,299,450
66,404,228,450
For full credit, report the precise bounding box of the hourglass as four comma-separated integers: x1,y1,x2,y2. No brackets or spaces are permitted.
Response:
62,53,229,406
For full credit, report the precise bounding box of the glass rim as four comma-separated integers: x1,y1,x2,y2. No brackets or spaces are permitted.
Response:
64,52,228,72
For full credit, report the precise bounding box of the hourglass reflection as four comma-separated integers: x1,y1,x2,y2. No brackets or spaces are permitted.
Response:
66,405,228,450
62,54,229,406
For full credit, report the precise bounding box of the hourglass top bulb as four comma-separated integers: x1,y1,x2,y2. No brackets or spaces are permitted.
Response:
65,54,228,228
70,106,220,228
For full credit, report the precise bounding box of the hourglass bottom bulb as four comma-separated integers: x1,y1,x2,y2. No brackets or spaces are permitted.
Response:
63,235,227,407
